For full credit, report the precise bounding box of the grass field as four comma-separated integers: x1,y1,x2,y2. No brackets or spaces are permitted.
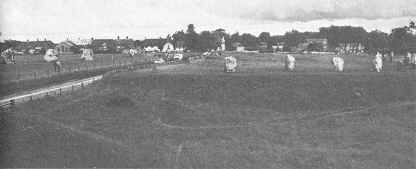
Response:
0,53,154,83
1,52,415,168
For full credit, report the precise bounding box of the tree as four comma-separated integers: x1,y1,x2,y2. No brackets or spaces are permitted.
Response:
241,33,260,50
365,30,388,51
259,32,271,43
231,32,242,43
184,24,199,51
284,30,306,47
197,31,217,52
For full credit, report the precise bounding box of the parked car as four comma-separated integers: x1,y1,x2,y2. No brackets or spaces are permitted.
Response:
154,58,165,64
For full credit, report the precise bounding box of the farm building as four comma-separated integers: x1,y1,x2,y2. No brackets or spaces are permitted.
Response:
55,40,78,54
16,39,55,54
115,36,135,52
141,38,166,51
306,39,328,51
232,43,244,52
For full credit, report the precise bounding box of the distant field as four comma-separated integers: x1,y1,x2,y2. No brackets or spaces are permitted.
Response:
1,52,415,168
0,53,152,83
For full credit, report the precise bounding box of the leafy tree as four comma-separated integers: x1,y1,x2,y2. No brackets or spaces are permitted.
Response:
185,24,199,51
284,30,306,47
230,32,242,44
197,31,217,52
259,32,271,43
241,33,260,49
365,30,388,51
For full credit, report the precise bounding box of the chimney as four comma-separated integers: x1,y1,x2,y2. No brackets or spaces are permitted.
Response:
44,38,46,41
37,38,38,41
27,39,29,41
91,37,93,40
126,36,128,39
117,36,119,39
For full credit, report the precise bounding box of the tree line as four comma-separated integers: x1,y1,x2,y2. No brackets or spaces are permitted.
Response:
170,23,416,52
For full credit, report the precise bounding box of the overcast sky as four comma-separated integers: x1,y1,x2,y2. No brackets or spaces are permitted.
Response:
1,0,416,42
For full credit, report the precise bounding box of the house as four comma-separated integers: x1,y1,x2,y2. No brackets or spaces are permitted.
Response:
298,43,310,52
71,38,92,46
55,40,78,54
306,39,328,51
16,39,55,54
232,43,244,51
91,39,116,53
141,38,166,50
114,36,135,52
259,42,268,48
175,41,185,51
277,42,286,51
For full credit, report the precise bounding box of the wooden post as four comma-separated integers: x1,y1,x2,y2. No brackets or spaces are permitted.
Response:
60,88,62,95
94,63,96,69
30,96,32,101
34,72,36,79
78,65,80,71
17,73,20,82
47,70,49,77
72,85,74,93
10,100,15,108
92,78,95,83
81,83,84,89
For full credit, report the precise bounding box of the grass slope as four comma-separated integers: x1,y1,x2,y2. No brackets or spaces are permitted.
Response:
1,52,415,168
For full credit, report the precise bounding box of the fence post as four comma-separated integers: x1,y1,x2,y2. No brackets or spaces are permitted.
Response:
94,63,96,69
78,65,80,71
60,88,62,95
81,83,84,89
92,78,95,83
30,96,32,101
17,73,20,82
34,72,37,79
72,85,74,93
10,100,15,108
47,70,49,77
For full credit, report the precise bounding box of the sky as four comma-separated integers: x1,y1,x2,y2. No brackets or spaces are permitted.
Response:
1,0,416,43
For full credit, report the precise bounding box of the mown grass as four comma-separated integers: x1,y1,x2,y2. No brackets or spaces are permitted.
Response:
1,52,415,168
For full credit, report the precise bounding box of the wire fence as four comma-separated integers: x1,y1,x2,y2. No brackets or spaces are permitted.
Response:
0,62,157,110
0,57,139,84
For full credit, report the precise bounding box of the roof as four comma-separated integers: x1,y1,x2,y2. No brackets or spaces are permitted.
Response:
232,43,243,47
306,39,327,44
115,39,134,46
260,42,268,47
17,40,55,49
143,38,166,47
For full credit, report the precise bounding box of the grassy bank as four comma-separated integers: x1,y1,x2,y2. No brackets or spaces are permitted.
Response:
2,53,415,168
